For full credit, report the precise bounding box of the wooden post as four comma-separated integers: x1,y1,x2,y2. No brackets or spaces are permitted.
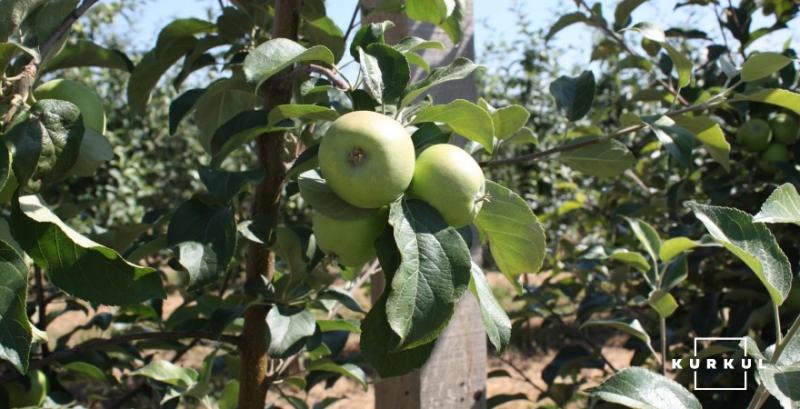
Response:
363,1,488,408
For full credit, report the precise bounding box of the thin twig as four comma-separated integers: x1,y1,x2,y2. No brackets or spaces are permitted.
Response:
574,0,689,106
33,266,49,356
482,99,725,167
660,317,667,376
342,2,361,42
0,330,240,384
497,354,548,395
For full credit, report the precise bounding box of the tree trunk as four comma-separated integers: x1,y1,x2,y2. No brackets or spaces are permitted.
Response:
238,1,301,407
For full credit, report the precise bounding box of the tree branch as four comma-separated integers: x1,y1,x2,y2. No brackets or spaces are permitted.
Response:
574,0,689,106
343,2,361,42
0,330,239,384
238,1,301,407
482,100,724,167
1,0,101,126
288,64,350,90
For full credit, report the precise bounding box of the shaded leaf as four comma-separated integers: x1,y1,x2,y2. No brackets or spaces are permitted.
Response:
470,263,511,353
558,138,636,179
298,170,374,220
267,306,316,358
11,195,164,305
0,240,31,373
41,40,132,73
549,71,595,121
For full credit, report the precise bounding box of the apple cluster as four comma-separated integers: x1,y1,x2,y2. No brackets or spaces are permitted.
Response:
736,113,799,172
312,111,486,267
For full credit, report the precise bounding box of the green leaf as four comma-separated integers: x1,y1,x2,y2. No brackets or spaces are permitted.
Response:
411,123,451,151
741,52,794,82
209,110,270,166
549,71,595,121
316,319,361,333
394,37,445,53
732,89,800,116
660,237,701,262
402,57,480,105
195,76,259,153
581,318,652,346
470,263,511,353
301,15,345,63
758,364,800,408
592,367,701,409
670,115,730,171
405,0,453,24
686,201,792,305
69,129,113,178
62,361,106,381
358,47,384,103
362,43,410,104
0,41,38,72
628,21,667,43
169,88,204,135
648,290,678,318
0,0,46,41
475,181,546,284
412,99,495,152
133,360,198,389
645,115,693,167
306,360,367,389
625,217,661,286
267,306,316,358
558,138,636,179
0,239,31,373
439,0,465,43
754,183,800,225
298,170,374,220
41,40,133,74
606,249,651,272
546,12,589,41
243,38,334,91
198,167,263,203
154,18,215,61
172,35,226,89
267,103,339,126
614,0,647,29
664,43,693,88
385,200,471,349
360,286,436,378
350,21,394,61
318,288,365,313
0,144,11,194
167,198,237,288
491,105,530,140
271,227,307,277
12,195,164,305
5,99,83,185
127,51,180,115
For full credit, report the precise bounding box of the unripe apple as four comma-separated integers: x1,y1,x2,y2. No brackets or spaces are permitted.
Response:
736,118,772,152
758,142,791,172
770,113,799,145
409,144,486,228
312,208,388,267
3,370,47,408
319,111,415,209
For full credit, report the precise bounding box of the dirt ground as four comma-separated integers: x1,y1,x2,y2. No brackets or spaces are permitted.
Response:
41,271,634,408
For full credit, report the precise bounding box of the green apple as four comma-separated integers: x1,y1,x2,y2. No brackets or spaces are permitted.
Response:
312,208,388,267
736,118,772,152
3,370,48,408
409,144,486,228
770,113,799,145
319,111,415,208
34,79,106,133
758,142,791,172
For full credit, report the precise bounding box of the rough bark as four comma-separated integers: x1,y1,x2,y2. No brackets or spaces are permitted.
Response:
238,1,301,407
